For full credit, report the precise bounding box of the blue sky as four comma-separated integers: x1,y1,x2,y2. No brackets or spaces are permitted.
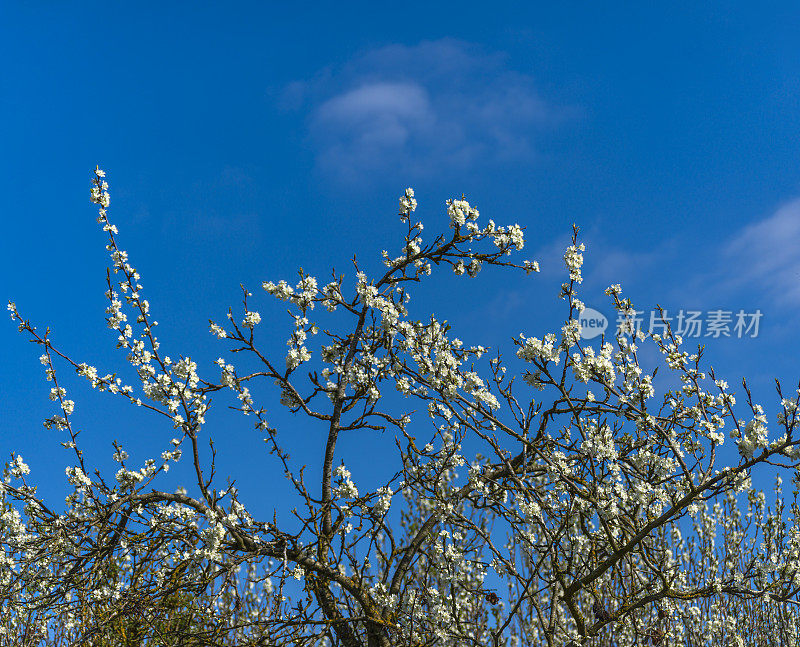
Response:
2,2,800,519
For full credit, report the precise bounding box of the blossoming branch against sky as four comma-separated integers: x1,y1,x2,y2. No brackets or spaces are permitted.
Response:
2,2,800,514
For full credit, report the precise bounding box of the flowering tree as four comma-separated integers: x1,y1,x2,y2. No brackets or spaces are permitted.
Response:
4,168,800,646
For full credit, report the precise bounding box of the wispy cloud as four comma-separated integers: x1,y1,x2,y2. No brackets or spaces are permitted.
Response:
546,198,800,313
719,198,800,306
284,39,568,183
313,82,436,176
491,197,800,324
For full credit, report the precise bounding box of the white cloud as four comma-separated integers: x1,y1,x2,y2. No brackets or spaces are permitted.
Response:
312,82,436,176
316,82,433,134
483,198,800,340
721,198,800,305
285,39,566,182
553,198,800,312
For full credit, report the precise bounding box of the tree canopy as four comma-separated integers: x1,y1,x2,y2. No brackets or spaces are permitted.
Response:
4,168,800,646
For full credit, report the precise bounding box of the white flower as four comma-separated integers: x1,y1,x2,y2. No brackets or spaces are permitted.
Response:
517,333,560,364
242,311,261,328
10,455,30,477
333,464,359,499
209,321,227,338
286,346,311,370
564,243,585,283
262,280,295,301
523,260,540,274
738,412,768,460
446,198,479,228
66,466,92,488
372,486,394,515
399,187,417,221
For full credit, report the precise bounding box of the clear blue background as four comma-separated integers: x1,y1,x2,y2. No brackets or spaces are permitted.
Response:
2,2,799,521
